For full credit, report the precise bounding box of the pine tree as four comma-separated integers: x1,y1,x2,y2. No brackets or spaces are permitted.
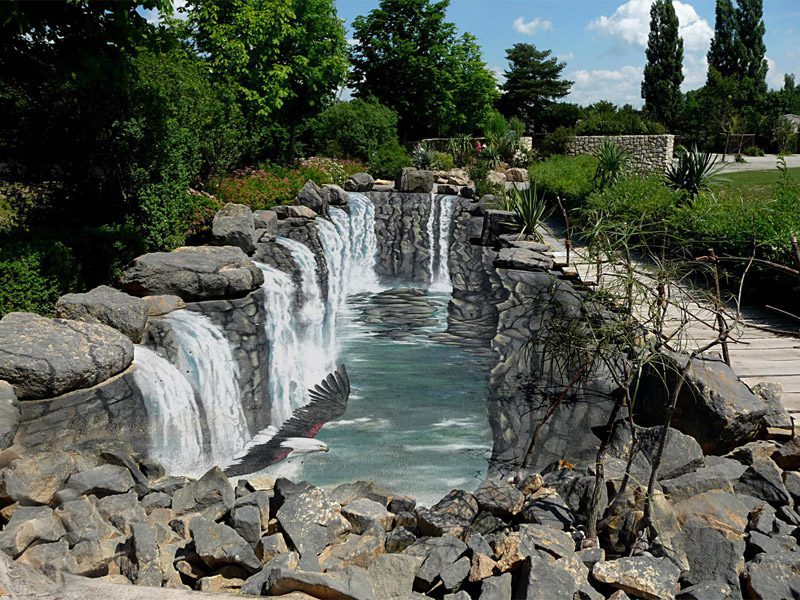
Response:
707,0,737,79
641,0,684,129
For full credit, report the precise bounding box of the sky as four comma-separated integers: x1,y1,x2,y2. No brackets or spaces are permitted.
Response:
335,0,800,107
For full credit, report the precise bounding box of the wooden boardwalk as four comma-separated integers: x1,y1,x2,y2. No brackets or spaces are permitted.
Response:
538,222,800,421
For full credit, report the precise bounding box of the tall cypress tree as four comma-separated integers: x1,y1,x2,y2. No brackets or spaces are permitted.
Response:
734,0,767,106
707,0,737,79
641,0,684,129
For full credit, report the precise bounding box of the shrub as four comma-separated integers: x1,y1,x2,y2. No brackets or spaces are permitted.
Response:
593,140,630,191
310,98,400,162
511,184,550,241
528,154,598,208
742,146,765,157
434,152,456,171
412,144,439,170
368,141,412,180
470,156,503,197
665,145,725,202
584,176,681,233
539,127,575,157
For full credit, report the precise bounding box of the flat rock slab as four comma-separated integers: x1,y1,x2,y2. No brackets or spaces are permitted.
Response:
56,285,149,343
277,486,351,557
0,312,133,399
120,246,263,302
593,556,681,600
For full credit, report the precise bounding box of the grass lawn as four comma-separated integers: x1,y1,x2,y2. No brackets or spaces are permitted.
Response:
715,167,800,189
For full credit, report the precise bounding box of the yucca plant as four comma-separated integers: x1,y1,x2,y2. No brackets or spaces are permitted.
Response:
665,145,725,201
447,134,474,167
411,143,439,171
510,184,550,242
593,140,630,190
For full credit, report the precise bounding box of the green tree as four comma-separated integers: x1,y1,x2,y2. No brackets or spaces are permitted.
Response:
733,0,767,111
311,98,400,161
497,43,572,131
707,0,737,79
641,0,684,129
349,0,496,140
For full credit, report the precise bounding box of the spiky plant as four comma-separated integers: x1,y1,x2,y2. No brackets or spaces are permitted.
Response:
411,143,439,171
511,184,550,242
664,145,725,201
593,140,630,190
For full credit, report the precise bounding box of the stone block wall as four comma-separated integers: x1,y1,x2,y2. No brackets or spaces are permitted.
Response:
569,134,675,174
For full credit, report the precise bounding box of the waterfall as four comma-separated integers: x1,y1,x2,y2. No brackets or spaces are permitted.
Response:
427,194,457,292
133,346,205,475
255,262,306,426
162,310,250,464
345,193,380,294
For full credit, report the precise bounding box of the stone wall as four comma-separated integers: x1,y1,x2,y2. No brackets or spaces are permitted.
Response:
569,134,675,174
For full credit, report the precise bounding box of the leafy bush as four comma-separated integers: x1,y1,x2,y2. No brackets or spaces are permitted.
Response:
310,98,400,162
470,156,502,197
368,141,412,180
584,176,681,233
529,154,598,208
575,102,665,135
742,146,765,157
540,127,575,157
434,152,456,171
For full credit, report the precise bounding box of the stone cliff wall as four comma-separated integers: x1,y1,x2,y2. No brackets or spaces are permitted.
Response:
569,134,675,174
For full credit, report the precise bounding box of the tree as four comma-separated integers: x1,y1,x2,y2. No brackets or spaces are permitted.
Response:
350,0,496,141
310,98,400,161
497,43,572,131
641,0,684,129
733,0,767,111
707,0,737,79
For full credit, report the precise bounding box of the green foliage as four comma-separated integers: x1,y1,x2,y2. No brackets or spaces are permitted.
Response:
576,102,665,135
773,119,798,155
497,43,572,130
593,141,630,191
665,145,726,201
433,152,456,171
742,146,765,156
349,0,497,140
311,99,400,162
584,176,681,232
469,156,502,197
540,127,576,157
368,141,412,180
528,155,598,208
482,111,525,164
708,0,738,78
412,144,440,170
510,185,550,241
642,0,684,129
446,135,475,168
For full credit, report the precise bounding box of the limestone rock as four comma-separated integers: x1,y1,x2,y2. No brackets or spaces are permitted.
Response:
297,181,329,216
141,294,186,317
0,505,66,557
271,205,318,220
514,555,577,599
0,312,134,399
211,203,257,253
0,381,19,450
341,497,394,534
479,573,512,600
469,553,498,582
344,173,375,193
277,486,350,557
199,574,245,593
367,553,422,600
120,246,263,301
172,466,234,521
16,539,79,580
0,450,76,505
741,550,800,600
473,478,525,518
252,209,278,232
505,168,529,183
396,168,435,193
190,516,261,573
487,171,506,187
592,556,681,600
266,566,376,600
66,464,135,498
734,459,791,506
322,184,349,206
55,285,149,343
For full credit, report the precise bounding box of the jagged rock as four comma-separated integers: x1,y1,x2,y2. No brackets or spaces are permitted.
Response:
440,555,470,591
97,491,147,535
660,458,747,503
266,566,376,600
783,470,800,503
140,492,171,512
120,246,263,301
404,535,468,590
635,353,771,453
673,491,760,537
741,550,800,600
494,250,551,278
676,581,734,600
592,556,681,600
326,481,376,506
322,184,350,206
748,503,777,535
388,495,415,515
55,285,149,343
234,490,270,529
385,526,416,553
130,521,161,587
252,209,278,233
778,504,800,525
55,497,121,547
487,171,506,187
517,523,574,559
393,511,416,529
735,459,791,506
505,168,529,183
772,436,800,470
141,294,186,317
480,573,512,600
396,168,435,193
438,184,460,195
416,490,478,538
259,532,288,564
190,516,260,573
0,450,76,505
297,181,329,216
473,478,525,518
0,381,18,450
555,474,606,529
66,464,135,498
342,498,394,533
518,490,575,530
172,467,234,521
211,203,257,253
151,475,189,496
557,554,603,600
514,555,577,599
727,440,780,466
681,524,745,591
0,312,134,399
0,505,65,557
231,504,261,549
368,553,423,600
199,574,245,593
610,423,705,481
344,173,375,193
746,529,796,555
271,204,318,220
277,486,350,557
320,526,385,570
16,539,79,579
469,553,498,582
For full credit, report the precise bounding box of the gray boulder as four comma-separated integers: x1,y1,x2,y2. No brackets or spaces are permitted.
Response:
231,504,261,549
297,180,329,216
0,312,134,399
440,555,470,591
517,523,575,559
495,248,554,272
16,539,79,580
344,172,375,192
172,466,235,521
54,497,121,547
267,566,375,600
592,556,681,600
404,535,468,590
416,490,479,538
681,524,744,592
252,209,278,233
0,505,66,557
514,555,577,599
120,246,263,301
341,497,394,533
480,573,513,600
368,554,423,600
396,168,435,193
66,464,135,497
0,381,19,449
276,486,350,557
660,458,747,503
676,581,735,600
141,294,185,317
505,168,529,183
190,516,261,572
211,203,256,253
385,526,416,553
473,478,525,518
55,285,149,343
0,450,76,505
735,459,791,506
130,521,161,587
270,204,318,220
323,184,350,206
742,550,800,600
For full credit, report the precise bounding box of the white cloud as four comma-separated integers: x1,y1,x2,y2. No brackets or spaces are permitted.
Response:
558,52,576,63
489,65,506,86
766,56,787,89
347,38,359,47
567,65,644,107
513,16,553,36
588,0,712,52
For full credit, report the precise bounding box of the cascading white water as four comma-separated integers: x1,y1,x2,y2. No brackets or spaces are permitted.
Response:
163,310,250,464
255,262,306,426
345,193,381,294
427,194,457,292
133,346,205,475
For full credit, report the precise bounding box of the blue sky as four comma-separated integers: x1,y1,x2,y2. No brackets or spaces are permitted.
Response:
336,0,800,107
